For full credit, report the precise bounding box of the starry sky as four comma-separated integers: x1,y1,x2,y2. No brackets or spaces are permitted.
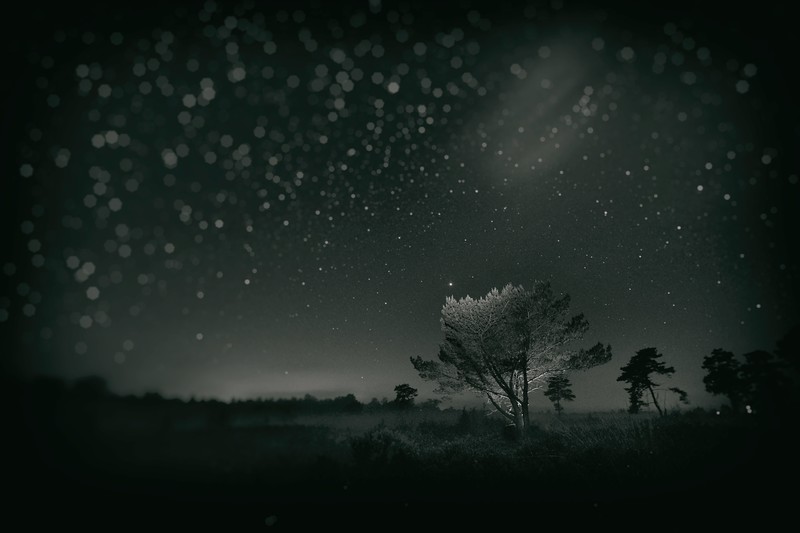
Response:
2,0,798,411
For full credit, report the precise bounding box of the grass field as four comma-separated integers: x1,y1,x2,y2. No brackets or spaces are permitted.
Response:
6,379,794,528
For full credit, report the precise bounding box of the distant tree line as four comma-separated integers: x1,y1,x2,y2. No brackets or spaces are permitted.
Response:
701,326,799,416
12,375,441,422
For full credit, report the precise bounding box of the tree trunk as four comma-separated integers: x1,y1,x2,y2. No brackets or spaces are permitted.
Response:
487,394,514,423
647,385,664,416
511,401,524,438
555,401,562,417
521,367,530,430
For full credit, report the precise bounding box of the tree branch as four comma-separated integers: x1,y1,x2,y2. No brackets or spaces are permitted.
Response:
486,393,514,422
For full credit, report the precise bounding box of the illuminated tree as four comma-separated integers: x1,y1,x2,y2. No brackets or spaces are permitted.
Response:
544,375,575,416
411,282,612,437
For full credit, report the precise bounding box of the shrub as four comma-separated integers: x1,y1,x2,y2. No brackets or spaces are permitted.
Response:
350,426,418,469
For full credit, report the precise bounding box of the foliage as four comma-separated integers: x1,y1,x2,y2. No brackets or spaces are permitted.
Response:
72,375,110,399
617,347,684,416
701,341,798,416
668,387,689,406
350,426,418,470
544,375,576,415
702,349,745,412
775,324,800,373
740,350,792,414
412,282,611,436
393,384,418,407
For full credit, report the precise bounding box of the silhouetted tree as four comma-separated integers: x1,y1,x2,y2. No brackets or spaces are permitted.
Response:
544,375,575,416
773,326,800,412
72,375,109,399
740,350,790,414
702,348,746,413
142,391,164,403
333,393,363,413
775,325,800,373
393,384,418,407
617,347,680,416
412,282,612,437
668,387,689,409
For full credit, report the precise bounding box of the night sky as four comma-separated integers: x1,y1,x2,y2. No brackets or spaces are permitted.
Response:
2,0,798,411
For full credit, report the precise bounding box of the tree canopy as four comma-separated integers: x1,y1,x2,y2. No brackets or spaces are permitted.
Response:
775,325,799,373
544,375,576,416
740,350,792,413
393,384,418,407
411,282,611,436
617,347,686,415
702,348,745,412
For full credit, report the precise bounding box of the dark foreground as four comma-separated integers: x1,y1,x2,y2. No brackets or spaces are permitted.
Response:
5,380,797,529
